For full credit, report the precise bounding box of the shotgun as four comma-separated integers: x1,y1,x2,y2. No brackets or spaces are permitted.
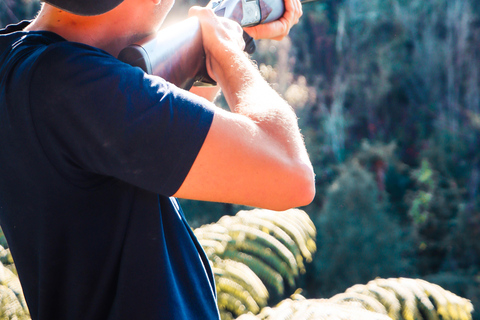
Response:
118,0,315,89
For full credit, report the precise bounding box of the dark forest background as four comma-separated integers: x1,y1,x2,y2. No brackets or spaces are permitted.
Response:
1,0,479,317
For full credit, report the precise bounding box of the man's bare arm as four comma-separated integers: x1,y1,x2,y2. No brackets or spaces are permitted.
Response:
174,6,314,210
189,0,302,100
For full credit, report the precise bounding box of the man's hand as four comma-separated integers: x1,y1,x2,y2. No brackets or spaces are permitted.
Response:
188,7,245,84
243,0,302,40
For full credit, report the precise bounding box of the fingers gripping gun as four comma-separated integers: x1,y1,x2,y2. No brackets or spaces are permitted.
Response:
118,0,311,90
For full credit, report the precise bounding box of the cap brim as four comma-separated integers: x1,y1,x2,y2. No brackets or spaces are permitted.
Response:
42,0,124,16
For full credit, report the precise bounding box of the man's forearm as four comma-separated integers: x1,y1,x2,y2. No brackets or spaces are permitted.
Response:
216,50,311,167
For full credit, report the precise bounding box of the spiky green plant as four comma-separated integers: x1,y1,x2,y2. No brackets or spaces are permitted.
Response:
0,245,30,320
194,209,317,319
235,278,474,320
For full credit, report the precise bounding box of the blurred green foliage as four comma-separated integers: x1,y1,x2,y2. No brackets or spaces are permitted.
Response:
0,0,40,27
308,158,414,297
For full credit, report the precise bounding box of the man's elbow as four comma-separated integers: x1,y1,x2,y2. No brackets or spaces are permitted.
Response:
272,163,316,211
291,163,316,207
302,169,317,206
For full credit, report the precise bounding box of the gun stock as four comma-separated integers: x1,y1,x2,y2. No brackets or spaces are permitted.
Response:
118,17,208,90
118,0,312,89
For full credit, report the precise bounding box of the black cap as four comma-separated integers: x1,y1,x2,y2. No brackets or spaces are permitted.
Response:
42,0,124,16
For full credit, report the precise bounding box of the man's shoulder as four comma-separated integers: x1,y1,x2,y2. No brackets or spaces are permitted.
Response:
0,24,119,84
27,35,116,72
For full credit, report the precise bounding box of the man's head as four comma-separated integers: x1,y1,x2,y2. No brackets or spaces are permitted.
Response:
42,0,125,16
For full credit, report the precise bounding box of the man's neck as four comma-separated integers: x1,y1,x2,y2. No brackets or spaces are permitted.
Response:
24,3,157,57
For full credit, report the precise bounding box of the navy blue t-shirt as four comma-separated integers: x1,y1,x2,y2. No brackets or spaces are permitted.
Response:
0,21,220,320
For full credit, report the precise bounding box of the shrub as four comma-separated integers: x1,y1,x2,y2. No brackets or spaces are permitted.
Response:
310,162,413,297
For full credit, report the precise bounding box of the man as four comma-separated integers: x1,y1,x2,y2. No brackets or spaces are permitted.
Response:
0,0,314,318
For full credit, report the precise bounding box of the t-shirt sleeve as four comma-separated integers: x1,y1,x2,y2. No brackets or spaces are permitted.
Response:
29,43,215,196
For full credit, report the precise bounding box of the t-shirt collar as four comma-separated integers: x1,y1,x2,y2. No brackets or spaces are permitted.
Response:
0,20,67,43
